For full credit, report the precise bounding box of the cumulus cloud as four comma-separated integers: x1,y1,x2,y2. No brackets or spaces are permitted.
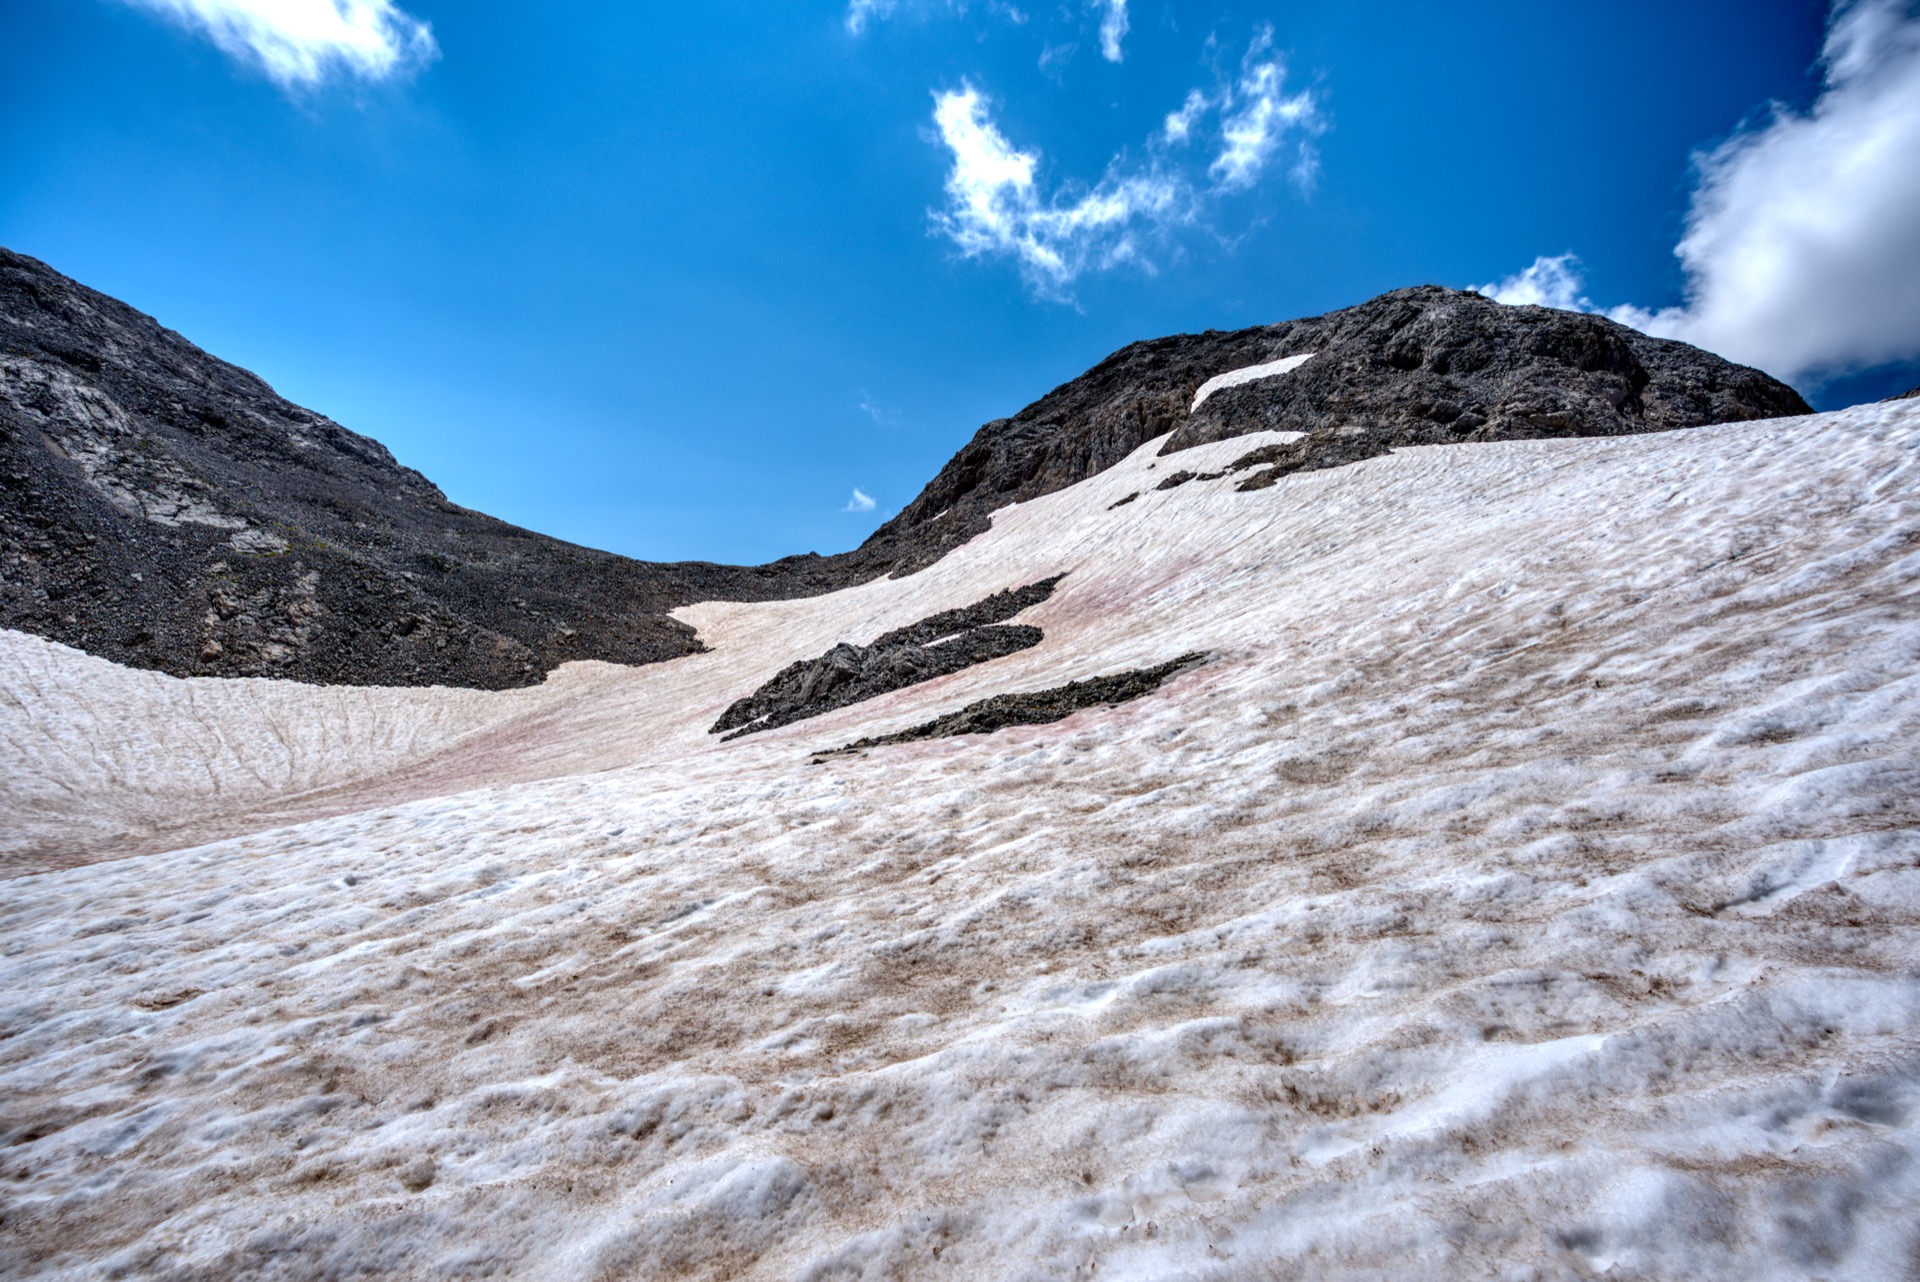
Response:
844,488,877,513
1476,253,1597,312
930,35,1322,296
122,0,437,86
1479,0,1920,384
1096,0,1129,62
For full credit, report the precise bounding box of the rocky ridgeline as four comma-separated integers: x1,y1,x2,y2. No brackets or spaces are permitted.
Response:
0,249,1809,688
0,249,855,687
865,286,1811,573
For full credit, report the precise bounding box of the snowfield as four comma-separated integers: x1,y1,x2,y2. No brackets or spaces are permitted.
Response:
4,403,1920,1279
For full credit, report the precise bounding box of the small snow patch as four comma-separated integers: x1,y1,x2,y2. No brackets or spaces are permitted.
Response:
1192,352,1315,411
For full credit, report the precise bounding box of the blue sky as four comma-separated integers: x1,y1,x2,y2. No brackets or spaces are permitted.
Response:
5,0,1918,564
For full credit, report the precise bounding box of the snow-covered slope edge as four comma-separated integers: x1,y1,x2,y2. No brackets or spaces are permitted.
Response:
2,405,1918,1279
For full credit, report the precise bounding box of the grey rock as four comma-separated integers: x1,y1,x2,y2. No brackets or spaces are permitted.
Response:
855,287,1808,571
821,652,1209,755
0,248,863,688
712,576,1062,738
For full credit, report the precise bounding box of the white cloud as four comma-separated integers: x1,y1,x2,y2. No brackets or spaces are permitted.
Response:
1163,89,1208,144
847,0,1027,36
1475,253,1597,312
930,40,1322,296
1211,33,1322,191
930,84,1183,294
845,0,897,36
122,0,437,86
1479,0,1920,384
844,488,877,513
1096,0,1129,62
856,392,901,427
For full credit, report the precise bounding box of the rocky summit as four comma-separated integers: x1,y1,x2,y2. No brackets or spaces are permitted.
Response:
869,285,1812,570
0,249,1809,687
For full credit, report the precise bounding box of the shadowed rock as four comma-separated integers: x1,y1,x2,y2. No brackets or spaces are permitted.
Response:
820,652,1209,755
0,248,864,687
712,576,1064,738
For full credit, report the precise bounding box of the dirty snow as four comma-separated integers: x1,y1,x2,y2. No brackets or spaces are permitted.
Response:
3,405,1919,1279
1190,352,1314,410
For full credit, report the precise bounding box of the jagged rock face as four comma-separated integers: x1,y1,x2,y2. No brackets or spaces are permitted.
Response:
0,252,1813,688
0,249,857,687
1892,385,1920,401
858,286,1810,575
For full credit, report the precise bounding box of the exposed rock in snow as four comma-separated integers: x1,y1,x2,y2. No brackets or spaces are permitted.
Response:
825,650,1210,755
3,404,1917,1279
711,576,1063,738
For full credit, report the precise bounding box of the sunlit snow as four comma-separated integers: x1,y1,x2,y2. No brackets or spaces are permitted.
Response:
3,405,1919,1279
1190,352,1314,410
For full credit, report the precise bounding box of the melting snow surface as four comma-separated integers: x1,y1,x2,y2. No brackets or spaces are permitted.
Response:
3,407,1920,1279
1190,352,1315,411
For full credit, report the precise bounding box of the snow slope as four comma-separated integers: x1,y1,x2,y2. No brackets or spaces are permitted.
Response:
3,405,1919,1279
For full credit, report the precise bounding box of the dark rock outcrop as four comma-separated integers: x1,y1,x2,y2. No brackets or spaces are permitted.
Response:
821,652,1209,755
1890,385,1920,401
712,576,1062,738
853,286,1809,572
1,250,1812,689
0,248,862,687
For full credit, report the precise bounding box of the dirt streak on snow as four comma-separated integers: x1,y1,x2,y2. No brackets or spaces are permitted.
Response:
2,408,1919,1279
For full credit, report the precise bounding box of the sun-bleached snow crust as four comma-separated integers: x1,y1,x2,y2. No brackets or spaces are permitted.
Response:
1189,351,1315,410
3,406,1920,1279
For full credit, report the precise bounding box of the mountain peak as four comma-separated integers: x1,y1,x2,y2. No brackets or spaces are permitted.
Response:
1,252,1807,686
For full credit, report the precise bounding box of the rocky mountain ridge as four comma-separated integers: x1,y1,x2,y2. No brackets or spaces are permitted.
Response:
0,248,1810,687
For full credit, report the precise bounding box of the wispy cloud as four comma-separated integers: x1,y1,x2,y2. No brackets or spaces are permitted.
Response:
930,85,1181,295
1478,0,1920,384
121,0,438,87
930,33,1323,297
1163,89,1208,144
845,0,897,36
1209,34,1323,191
846,0,1091,58
844,488,878,513
1095,0,1128,62
855,392,901,427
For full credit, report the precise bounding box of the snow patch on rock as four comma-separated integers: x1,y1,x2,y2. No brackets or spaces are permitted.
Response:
1190,351,1315,411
